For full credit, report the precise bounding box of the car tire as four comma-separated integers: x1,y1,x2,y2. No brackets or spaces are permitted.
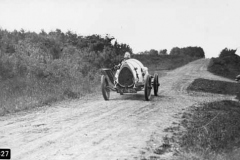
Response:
101,75,110,100
144,75,152,101
153,73,159,96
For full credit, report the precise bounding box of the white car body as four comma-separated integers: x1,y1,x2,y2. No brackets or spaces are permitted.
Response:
114,58,149,88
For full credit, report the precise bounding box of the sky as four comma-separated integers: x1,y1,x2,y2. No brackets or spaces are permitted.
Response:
0,0,239,58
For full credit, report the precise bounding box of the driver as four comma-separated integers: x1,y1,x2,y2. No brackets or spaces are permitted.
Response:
124,52,131,59
114,52,131,70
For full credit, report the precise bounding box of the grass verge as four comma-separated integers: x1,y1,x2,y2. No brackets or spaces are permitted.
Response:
187,78,240,96
158,100,240,160
0,75,100,116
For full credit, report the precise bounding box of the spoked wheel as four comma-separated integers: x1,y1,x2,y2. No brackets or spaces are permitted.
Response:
101,75,110,100
153,73,160,96
144,75,152,101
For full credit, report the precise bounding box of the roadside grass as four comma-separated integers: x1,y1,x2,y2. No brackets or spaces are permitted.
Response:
0,75,100,116
159,78,240,160
187,78,240,96
141,101,240,160
164,100,240,160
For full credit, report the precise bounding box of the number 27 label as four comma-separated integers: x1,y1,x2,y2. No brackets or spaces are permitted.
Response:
0,149,11,159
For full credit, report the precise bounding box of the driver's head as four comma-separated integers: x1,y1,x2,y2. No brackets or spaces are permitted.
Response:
124,52,131,59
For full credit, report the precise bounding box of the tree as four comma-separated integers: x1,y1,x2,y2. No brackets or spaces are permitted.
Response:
219,48,237,58
149,49,158,56
170,46,205,58
159,49,167,55
169,47,180,56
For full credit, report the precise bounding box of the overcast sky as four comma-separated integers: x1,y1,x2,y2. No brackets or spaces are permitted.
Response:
0,0,239,57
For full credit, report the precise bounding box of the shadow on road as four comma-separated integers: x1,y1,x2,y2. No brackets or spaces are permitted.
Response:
110,93,165,101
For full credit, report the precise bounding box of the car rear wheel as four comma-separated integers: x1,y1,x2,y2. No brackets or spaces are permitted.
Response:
101,75,110,100
153,73,160,96
144,75,152,101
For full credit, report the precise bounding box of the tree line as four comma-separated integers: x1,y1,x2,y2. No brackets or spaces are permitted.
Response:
138,46,205,58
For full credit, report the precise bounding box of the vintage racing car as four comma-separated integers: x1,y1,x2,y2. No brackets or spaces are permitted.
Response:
101,58,160,101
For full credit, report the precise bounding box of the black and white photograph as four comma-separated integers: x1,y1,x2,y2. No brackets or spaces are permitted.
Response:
0,0,240,159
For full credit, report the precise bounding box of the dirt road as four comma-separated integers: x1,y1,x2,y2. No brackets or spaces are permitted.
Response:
0,59,236,160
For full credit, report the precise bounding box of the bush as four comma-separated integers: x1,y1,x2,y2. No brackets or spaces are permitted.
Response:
219,48,237,58
169,46,205,58
208,48,240,79
0,28,132,114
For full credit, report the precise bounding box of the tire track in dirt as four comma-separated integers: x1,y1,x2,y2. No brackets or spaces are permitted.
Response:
1,100,133,157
